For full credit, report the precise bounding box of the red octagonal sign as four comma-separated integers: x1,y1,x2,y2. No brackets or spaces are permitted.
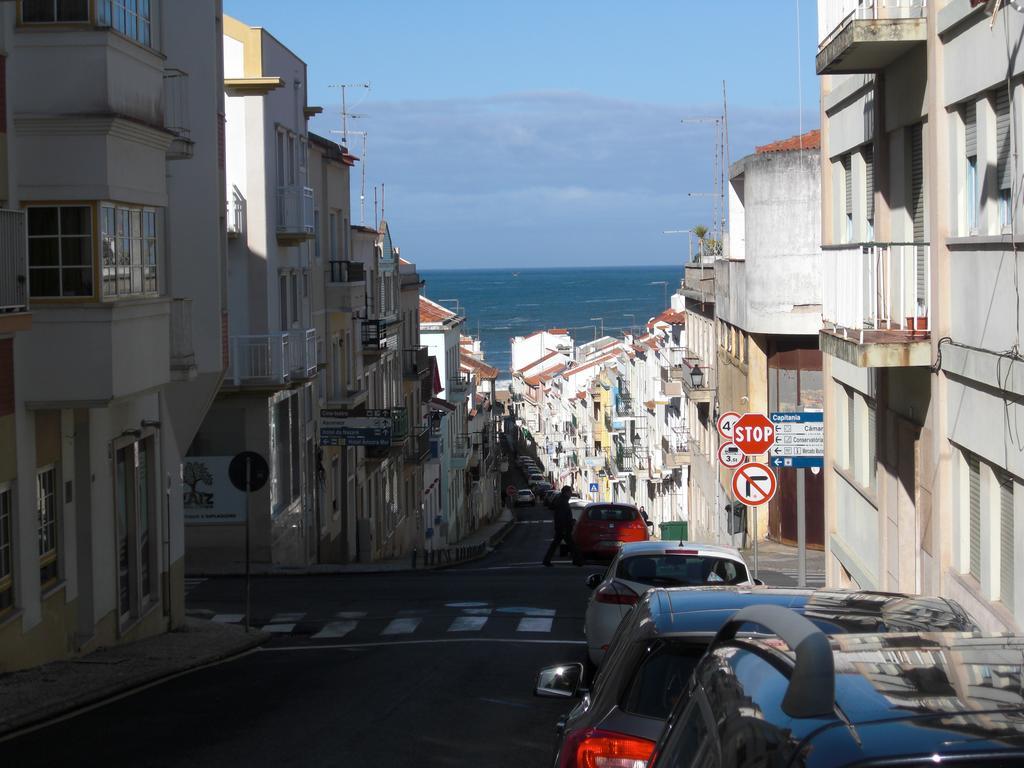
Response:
733,413,775,456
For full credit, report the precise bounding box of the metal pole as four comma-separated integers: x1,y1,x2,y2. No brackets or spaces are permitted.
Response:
244,456,251,633
797,467,806,587
752,503,759,580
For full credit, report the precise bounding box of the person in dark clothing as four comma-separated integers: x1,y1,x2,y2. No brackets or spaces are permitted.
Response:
543,486,583,567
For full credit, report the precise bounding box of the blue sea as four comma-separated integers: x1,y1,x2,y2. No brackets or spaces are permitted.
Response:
419,265,685,380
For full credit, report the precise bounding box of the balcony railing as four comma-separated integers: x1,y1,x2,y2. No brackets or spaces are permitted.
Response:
819,0,926,47
448,373,471,395
615,395,634,417
227,328,317,386
361,319,396,354
403,346,430,379
276,185,315,239
406,425,431,464
328,260,365,283
390,407,409,443
226,187,245,238
823,244,930,341
169,298,195,378
451,436,471,470
662,435,690,468
0,210,28,313
163,68,193,160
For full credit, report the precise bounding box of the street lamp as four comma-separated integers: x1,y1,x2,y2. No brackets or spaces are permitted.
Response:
689,363,705,389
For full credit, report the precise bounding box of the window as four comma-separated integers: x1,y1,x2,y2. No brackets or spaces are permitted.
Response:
278,274,288,331
620,641,706,719
101,204,157,297
842,153,853,243
98,0,152,46
276,131,286,188
995,87,1012,231
115,438,155,621
37,466,58,587
21,0,88,23
864,145,875,239
968,454,981,582
967,157,979,233
313,210,321,262
867,398,877,490
329,212,338,259
999,474,1014,610
28,206,93,298
0,485,13,614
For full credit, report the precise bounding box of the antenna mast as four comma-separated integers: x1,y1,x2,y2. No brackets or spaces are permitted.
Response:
328,82,370,146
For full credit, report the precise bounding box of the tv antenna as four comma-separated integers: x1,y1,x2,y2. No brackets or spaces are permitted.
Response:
328,82,370,146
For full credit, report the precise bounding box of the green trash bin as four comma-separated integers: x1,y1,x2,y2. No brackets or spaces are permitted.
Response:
659,521,688,542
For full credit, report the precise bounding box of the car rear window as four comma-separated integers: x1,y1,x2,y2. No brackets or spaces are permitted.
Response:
586,505,637,522
617,555,749,586
620,640,706,719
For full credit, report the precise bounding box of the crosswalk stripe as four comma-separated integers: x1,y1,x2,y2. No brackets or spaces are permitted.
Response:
335,611,367,619
211,613,243,624
381,618,421,636
517,617,553,633
312,620,359,639
270,612,306,623
448,616,488,632
262,623,296,633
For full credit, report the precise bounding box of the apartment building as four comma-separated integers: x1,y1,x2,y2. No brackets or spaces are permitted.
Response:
718,131,825,546
817,0,1022,631
399,258,431,554
185,15,318,571
0,0,227,670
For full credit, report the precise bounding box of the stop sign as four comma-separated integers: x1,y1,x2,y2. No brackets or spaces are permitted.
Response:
733,413,775,455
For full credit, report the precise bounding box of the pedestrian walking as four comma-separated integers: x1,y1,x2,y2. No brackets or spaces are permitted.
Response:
543,486,582,567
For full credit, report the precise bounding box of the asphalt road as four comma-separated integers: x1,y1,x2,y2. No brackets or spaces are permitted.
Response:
3,504,805,767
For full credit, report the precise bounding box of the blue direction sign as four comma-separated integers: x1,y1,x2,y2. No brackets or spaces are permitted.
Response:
319,408,392,447
769,412,824,469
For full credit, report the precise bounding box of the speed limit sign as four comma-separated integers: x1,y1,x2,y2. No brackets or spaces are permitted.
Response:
717,411,741,440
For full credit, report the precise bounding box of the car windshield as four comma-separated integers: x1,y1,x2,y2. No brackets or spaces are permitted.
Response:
586,505,637,522
616,554,749,586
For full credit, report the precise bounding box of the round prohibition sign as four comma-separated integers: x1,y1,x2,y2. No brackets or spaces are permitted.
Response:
717,411,741,440
731,462,777,506
718,441,745,469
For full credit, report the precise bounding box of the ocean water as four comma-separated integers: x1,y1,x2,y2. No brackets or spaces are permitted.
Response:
419,265,685,380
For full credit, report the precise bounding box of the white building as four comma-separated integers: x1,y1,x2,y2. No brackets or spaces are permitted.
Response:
0,0,227,670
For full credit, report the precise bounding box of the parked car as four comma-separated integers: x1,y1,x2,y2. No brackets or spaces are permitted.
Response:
533,482,553,498
542,489,560,506
568,499,589,525
583,541,755,665
514,488,535,507
536,587,978,768
527,472,545,487
651,606,1023,768
572,502,651,560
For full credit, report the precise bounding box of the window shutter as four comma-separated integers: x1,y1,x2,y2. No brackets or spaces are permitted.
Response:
965,101,977,158
1000,474,1014,608
864,145,874,223
847,388,856,476
910,123,926,303
968,454,981,581
843,154,853,218
867,399,877,488
995,88,1012,192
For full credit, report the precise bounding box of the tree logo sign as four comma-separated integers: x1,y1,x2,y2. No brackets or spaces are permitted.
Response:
183,456,247,524
183,461,215,508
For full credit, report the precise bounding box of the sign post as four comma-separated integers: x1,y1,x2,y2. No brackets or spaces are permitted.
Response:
228,451,269,633
769,412,824,588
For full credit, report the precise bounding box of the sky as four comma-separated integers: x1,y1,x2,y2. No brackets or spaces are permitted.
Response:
223,0,821,269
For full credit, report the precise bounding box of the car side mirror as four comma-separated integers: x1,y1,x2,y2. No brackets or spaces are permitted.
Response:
535,663,584,698
753,578,766,586
585,572,602,589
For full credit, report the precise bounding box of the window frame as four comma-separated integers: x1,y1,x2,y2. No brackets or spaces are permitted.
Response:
27,204,95,300
0,483,14,616
114,435,157,626
19,0,90,24
100,202,159,299
36,465,59,589
97,0,153,48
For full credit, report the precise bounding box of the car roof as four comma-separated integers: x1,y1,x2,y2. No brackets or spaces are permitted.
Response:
616,540,744,559
744,631,1024,728
633,587,978,639
585,501,638,510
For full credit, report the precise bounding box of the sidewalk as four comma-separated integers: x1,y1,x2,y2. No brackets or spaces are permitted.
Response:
0,619,267,740
186,511,517,577
740,539,827,581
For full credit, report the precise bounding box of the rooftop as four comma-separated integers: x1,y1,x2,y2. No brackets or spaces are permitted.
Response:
755,129,821,154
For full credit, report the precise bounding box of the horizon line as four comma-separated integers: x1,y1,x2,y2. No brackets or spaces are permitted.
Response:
418,263,685,272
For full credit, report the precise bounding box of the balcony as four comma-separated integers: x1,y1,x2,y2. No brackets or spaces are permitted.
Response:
227,328,318,387
448,373,472,398
0,209,29,316
326,384,368,410
663,435,691,468
163,68,193,160
390,407,409,443
615,395,634,417
403,346,430,380
821,244,931,368
325,260,364,311
276,185,315,244
405,425,431,464
361,319,397,357
817,0,927,75
169,298,195,381
661,366,683,397
450,436,471,470
226,187,245,239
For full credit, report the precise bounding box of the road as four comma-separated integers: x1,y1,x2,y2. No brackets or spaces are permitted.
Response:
3,504,805,767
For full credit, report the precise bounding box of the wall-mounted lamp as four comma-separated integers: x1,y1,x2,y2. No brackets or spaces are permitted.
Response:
120,428,143,439
141,419,161,429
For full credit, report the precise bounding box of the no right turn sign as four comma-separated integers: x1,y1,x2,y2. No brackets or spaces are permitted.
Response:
731,462,777,506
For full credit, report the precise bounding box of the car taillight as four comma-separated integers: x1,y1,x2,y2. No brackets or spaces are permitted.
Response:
594,581,639,606
560,727,656,768
627,520,646,530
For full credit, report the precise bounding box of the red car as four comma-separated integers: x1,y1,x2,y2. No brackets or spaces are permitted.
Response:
573,503,651,559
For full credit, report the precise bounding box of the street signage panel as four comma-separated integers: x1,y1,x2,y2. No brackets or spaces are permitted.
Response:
717,411,741,440
718,441,745,469
769,412,824,468
228,451,269,493
319,408,392,447
732,462,777,506
733,413,775,455
589,482,599,493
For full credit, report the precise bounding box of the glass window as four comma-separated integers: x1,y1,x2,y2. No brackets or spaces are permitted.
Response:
97,0,152,46
0,485,13,615
621,641,706,719
999,188,1012,230
967,157,978,233
658,692,712,768
617,554,749,587
37,466,58,586
22,0,89,23
99,203,158,298
586,505,637,522
28,205,93,298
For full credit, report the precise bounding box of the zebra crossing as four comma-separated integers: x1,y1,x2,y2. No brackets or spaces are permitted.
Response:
207,602,573,642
